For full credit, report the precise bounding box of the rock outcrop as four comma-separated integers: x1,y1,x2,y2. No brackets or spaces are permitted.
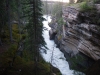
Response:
49,4,100,72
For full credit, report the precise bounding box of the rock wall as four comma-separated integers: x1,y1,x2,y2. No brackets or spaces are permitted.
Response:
49,5,100,72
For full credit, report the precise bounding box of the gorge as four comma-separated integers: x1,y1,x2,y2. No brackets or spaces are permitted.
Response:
41,15,74,75
48,3,100,74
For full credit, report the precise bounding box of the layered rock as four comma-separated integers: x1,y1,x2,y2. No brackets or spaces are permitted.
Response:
49,4,100,72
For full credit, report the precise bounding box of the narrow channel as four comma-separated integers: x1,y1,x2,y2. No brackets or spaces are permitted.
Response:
41,15,74,75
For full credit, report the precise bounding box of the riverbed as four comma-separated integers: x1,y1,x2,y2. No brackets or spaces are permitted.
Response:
40,15,74,75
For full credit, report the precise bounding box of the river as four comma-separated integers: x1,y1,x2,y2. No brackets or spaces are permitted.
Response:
40,15,74,75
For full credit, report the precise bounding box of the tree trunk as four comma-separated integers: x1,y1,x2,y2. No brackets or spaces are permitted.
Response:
17,0,21,40
0,38,2,46
6,0,13,42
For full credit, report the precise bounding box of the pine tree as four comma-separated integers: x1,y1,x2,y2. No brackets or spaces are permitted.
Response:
6,0,13,42
23,0,46,61
0,0,7,44
22,0,47,74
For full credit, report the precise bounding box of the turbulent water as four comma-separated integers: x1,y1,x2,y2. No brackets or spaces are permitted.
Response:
40,15,74,75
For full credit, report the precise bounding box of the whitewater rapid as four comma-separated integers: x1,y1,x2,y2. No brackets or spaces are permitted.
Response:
41,15,74,75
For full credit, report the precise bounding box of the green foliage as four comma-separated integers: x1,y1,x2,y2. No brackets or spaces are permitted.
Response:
23,0,47,62
0,0,7,37
69,54,88,73
0,0,61,75
12,24,20,41
80,2,94,11
7,44,17,56
79,3,100,25
42,1,62,16
42,1,49,15
93,0,100,3
0,44,17,68
0,44,53,75
58,35,62,40
22,50,33,62
1,26,10,42
57,18,65,26
52,2,62,19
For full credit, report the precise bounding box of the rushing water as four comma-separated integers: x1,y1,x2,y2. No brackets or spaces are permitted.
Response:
40,15,74,75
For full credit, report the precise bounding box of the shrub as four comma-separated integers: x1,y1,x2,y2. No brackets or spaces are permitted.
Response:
57,18,65,26
80,2,94,11
93,0,100,3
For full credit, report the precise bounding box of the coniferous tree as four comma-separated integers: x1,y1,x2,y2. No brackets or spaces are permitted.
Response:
0,0,7,44
6,0,13,42
23,0,46,61
0,0,50,74
22,0,47,74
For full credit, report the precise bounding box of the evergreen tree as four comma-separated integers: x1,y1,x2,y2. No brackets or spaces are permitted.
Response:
0,0,7,44
23,0,46,61
6,0,13,42
22,0,47,74
0,0,52,74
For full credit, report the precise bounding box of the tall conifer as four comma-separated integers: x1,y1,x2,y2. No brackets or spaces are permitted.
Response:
23,0,46,61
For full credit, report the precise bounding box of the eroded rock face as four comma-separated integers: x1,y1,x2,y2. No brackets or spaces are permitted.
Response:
49,5,100,71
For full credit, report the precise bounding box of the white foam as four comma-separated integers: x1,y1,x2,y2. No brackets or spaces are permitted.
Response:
41,15,74,75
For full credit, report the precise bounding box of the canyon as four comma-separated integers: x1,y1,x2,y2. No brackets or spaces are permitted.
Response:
49,4,100,72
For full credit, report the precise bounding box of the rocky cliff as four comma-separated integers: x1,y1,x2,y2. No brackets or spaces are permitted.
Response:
49,4,100,72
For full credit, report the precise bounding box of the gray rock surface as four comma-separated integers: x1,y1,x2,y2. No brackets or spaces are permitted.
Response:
49,5,100,71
